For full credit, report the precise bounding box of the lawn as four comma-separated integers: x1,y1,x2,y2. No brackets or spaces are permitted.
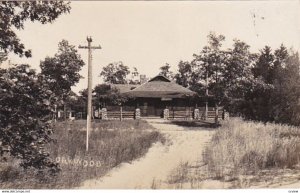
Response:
0,119,165,189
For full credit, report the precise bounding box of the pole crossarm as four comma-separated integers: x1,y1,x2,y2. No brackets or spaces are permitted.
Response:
79,45,101,49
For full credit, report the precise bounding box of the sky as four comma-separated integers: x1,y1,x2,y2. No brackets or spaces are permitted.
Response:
4,0,300,93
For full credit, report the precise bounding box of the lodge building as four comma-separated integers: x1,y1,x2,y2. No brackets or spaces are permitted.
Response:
100,75,224,120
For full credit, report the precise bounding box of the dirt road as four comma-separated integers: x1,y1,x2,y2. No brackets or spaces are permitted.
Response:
79,119,215,189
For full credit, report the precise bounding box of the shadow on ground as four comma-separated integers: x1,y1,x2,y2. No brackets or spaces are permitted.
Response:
148,119,220,131
171,120,220,129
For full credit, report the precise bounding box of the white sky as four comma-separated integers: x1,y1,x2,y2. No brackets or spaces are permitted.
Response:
5,0,300,93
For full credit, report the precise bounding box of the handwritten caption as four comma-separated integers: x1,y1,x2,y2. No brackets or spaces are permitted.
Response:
55,156,102,167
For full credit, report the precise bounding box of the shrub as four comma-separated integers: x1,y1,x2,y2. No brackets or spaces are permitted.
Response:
0,65,58,171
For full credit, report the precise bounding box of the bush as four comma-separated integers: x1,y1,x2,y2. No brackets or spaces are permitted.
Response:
0,65,58,171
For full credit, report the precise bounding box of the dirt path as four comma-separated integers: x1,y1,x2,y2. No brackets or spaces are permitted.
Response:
79,119,215,189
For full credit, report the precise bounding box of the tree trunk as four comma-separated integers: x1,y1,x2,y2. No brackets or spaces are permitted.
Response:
54,105,57,122
63,103,66,121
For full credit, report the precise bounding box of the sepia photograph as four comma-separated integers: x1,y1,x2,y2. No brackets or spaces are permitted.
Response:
0,0,300,191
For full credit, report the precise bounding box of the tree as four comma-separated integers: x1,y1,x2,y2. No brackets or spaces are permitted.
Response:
129,67,140,85
0,1,70,57
239,45,300,125
0,52,8,64
223,40,257,101
0,64,58,172
40,40,85,119
252,46,274,84
193,33,227,103
100,61,130,84
94,84,128,107
174,61,193,87
269,48,300,125
159,63,174,79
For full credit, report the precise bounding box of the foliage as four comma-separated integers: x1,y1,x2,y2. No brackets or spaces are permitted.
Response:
0,52,8,64
0,64,58,171
100,61,130,84
0,1,70,57
174,61,194,88
40,40,85,106
93,84,129,107
159,63,174,79
192,32,228,106
129,67,140,85
241,45,300,125
173,32,300,125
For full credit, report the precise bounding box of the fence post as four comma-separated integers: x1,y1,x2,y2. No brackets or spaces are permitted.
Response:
101,108,107,120
224,110,229,120
163,108,169,120
215,105,219,124
194,109,200,120
120,106,123,121
135,108,141,120
205,102,208,120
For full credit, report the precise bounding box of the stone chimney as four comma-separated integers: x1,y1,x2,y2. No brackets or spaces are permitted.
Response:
140,75,147,84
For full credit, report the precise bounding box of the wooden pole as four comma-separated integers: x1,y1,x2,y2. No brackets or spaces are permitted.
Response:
79,37,101,152
86,37,92,152
205,70,208,120
215,103,219,124
120,106,123,121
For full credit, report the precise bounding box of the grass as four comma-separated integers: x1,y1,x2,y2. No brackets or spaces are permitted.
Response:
160,118,300,189
203,118,300,181
0,119,165,189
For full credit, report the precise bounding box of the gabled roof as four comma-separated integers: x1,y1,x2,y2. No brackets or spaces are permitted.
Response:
148,74,171,82
110,84,137,94
124,75,196,98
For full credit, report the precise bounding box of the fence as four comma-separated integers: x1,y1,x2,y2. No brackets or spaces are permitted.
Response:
100,107,226,121
167,107,225,120
107,111,135,120
169,109,193,120
101,107,138,120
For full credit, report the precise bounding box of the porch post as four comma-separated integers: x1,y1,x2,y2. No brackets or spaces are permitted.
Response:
163,108,169,120
135,108,141,119
101,108,107,120
223,109,229,120
194,109,200,120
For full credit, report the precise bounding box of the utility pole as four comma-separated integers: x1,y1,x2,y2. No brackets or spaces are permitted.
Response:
79,36,101,151
205,69,208,120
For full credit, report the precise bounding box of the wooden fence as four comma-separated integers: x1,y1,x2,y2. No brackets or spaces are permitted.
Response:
168,108,224,120
102,107,225,120
169,110,193,119
107,111,135,120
